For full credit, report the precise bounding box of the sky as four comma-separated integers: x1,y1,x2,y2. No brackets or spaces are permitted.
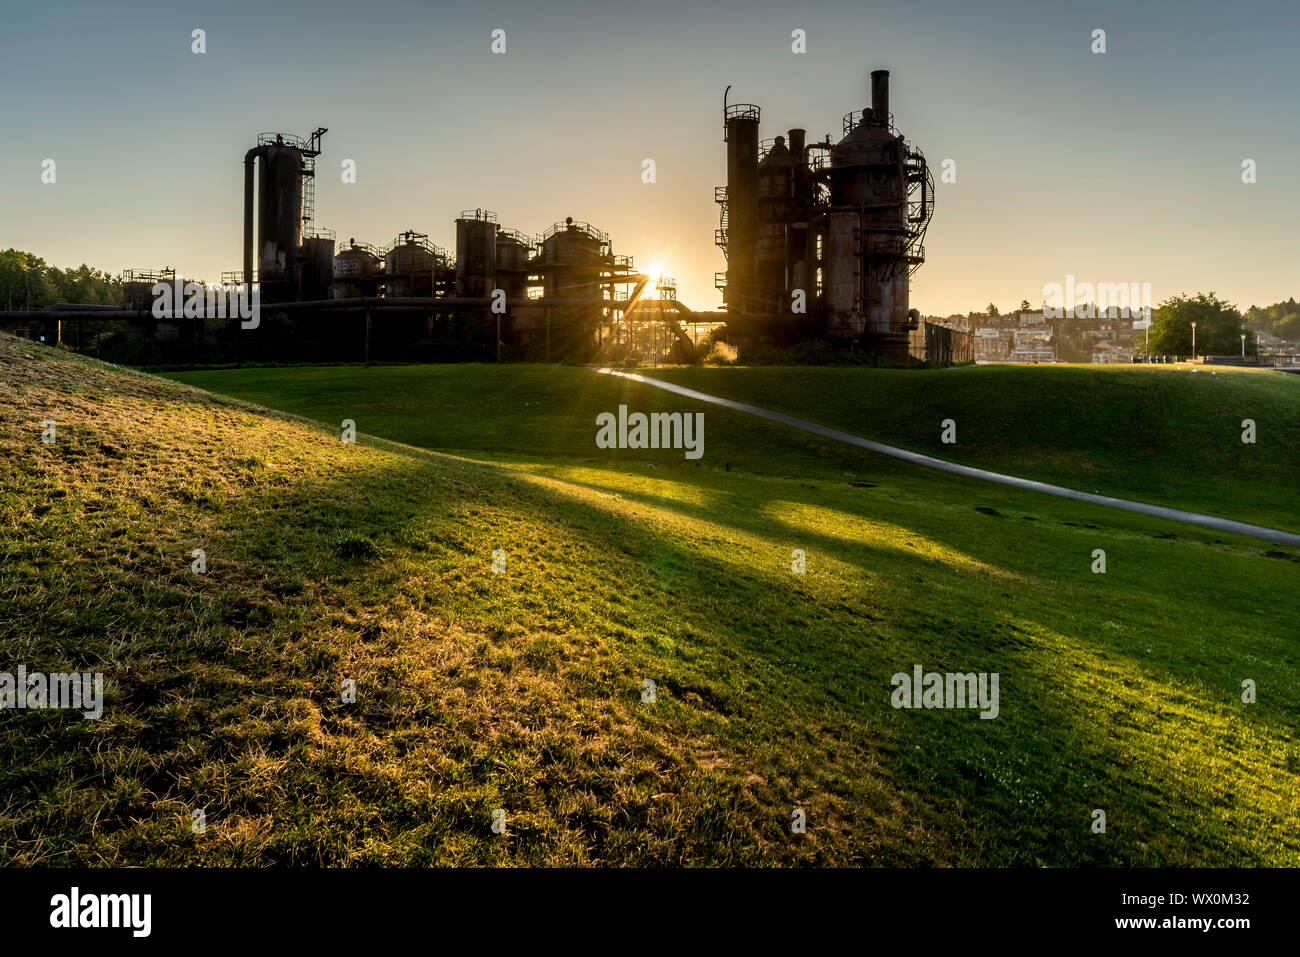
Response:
2,0,1297,315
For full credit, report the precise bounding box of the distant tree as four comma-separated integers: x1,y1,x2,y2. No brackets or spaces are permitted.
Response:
1019,299,1032,312
0,249,59,310
986,303,999,317
1245,297,1300,342
0,249,122,309
47,263,123,305
1147,292,1254,356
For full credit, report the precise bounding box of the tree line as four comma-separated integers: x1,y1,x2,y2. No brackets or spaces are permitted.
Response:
1244,298,1300,343
978,293,1291,356
0,249,123,311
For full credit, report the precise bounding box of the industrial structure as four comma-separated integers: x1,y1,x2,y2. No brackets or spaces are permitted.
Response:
225,125,679,362
3,68,949,364
715,69,934,359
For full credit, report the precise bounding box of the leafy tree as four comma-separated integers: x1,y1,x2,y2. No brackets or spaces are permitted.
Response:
1146,292,1254,356
1245,298,1300,342
1019,299,1032,312
986,302,999,317
0,249,59,310
0,249,123,309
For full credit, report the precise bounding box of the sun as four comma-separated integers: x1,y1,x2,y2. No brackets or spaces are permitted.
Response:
645,259,664,282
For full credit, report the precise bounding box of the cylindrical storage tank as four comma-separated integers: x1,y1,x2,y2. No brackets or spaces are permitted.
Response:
824,211,861,338
257,142,304,290
300,236,335,301
541,218,604,302
831,121,906,215
755,136,793,312
786,128,810,295
539,218,606,360
495,229,533,343
724,105,760,314
495,230,529,273
455,211,498,297
123,281,156,311
332,240,379,299
384,232,436,298
495,229,530,298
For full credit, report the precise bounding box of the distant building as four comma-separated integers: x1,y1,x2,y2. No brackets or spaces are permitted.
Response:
1010,324,1054,362
972,326,1011,361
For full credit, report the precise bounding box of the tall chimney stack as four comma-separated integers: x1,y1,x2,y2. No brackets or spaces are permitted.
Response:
871,69,889,121
787,128,805,160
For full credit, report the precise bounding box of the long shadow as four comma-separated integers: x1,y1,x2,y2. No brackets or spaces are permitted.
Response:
251,440,1300,865
20,358,1293,865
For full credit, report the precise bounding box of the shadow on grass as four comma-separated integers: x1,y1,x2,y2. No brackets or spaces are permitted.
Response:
5,390,1297,866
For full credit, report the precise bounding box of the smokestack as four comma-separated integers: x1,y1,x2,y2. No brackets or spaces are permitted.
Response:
724,102,760,314
788,128,805,160
871,69,889,121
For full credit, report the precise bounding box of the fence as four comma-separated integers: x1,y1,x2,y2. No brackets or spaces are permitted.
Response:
909,322,972,364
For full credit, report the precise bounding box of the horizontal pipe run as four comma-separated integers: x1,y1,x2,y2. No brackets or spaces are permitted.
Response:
274,297,641,310
48,303,131,312
0,310,150,319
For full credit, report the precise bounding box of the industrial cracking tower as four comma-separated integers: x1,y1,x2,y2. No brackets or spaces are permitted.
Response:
716,69,934,358
242,128,330,304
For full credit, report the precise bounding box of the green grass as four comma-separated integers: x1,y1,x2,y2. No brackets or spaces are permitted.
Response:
2,340,1296,866
163,361,1300,533
641,363,1300,535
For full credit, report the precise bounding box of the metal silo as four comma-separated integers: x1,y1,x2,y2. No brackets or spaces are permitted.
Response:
755,134,795,314
382,230,438,298
300,228,335,301
723,97,760,314
256,136,304,300
539,217,606,302
785,129,810,300
496,227,535,346
332,238,380,299
495,227,531,293
454,209,498,298
242,129,325,306
537,217,609,359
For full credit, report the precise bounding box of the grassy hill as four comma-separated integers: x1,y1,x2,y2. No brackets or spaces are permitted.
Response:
3,340,1297,865
640,363,1300,535
164,362,1300,534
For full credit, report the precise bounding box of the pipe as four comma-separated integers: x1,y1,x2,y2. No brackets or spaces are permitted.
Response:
788,129,808,205
243,147,260,301
272,297,626,310
871,70,889,121
0,310,149,319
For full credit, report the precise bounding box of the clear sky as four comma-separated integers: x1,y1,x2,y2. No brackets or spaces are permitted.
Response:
2,0,1296,315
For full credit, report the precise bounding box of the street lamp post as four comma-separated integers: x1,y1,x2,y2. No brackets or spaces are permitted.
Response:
1191,321,1197,359
1241,333,1246,359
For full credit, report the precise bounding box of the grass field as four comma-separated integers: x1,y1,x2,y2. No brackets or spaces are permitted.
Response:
3,338,1297,865
637,362,1300,534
